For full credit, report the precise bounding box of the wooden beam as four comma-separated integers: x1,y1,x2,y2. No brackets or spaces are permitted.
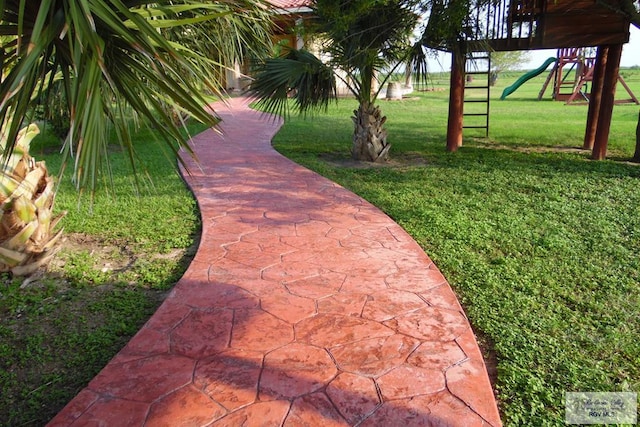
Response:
447,52,465,152
584,45,608,149
633,110,640,163
616,74,640,105
538,62,557,100
592,43,623,160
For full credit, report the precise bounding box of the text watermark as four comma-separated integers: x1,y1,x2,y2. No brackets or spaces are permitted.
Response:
565,392,637,425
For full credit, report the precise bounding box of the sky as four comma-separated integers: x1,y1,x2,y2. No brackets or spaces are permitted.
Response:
427,25,640,71
524,26,640,69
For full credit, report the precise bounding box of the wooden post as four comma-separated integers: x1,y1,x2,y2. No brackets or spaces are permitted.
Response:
592,43,623,160
538,62,557,100
447,51,465,152
633,110,640,162
583,45,608,150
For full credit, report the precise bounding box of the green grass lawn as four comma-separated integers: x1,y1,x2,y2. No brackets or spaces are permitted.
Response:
1,68,638,426
271,69,640,426
0,123,206,426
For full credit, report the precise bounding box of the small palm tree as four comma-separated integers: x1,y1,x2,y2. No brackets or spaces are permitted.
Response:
250,0,422,162
0,0,272,274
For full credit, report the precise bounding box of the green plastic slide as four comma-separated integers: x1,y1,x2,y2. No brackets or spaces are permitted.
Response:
500,57,557,100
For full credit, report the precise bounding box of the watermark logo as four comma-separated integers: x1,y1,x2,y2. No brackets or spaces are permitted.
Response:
565,392,637,425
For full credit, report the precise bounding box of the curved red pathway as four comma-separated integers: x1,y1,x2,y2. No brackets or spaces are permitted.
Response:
49,97,502,426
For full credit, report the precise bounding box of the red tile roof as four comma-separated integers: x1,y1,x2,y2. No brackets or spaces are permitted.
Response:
265,0,312,10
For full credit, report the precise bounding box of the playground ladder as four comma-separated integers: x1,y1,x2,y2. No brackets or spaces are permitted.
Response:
463,52,491,137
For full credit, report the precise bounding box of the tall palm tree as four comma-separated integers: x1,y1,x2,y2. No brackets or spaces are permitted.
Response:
250,0,422,163
0,0,273,274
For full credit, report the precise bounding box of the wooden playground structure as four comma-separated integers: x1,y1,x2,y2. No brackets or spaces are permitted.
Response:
425,0,635,160
538,47,639,104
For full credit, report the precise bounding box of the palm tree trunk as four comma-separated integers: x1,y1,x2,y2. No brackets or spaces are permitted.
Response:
351,102,390,162
0,124,66,276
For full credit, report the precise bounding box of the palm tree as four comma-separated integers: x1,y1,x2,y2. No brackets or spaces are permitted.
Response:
1,1,274,188
250,0,422,163
0,0,273,274
0,122,65,275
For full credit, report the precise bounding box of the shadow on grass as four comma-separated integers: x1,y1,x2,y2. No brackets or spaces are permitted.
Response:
319,135,640,181
0,230,200,426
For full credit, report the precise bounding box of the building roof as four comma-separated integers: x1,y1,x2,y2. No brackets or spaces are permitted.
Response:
265,0,312,12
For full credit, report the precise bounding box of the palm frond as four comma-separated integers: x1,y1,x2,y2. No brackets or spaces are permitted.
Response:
0,0,273,194
406,40,430,88
250,48,337,118
311,0,420,104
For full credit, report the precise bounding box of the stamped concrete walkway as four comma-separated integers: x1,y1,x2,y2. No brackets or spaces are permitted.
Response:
50,97,501,426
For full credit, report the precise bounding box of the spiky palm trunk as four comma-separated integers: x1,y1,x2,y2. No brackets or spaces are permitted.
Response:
0,125,65,276
351,102,390,162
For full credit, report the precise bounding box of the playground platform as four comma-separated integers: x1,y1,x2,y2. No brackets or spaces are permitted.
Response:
48,97,502,426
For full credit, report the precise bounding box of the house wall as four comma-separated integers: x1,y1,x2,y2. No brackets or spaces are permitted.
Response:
224,11,309,92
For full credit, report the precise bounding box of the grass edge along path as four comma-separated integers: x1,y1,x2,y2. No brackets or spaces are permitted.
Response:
267,72,640,426
0,122,206,426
